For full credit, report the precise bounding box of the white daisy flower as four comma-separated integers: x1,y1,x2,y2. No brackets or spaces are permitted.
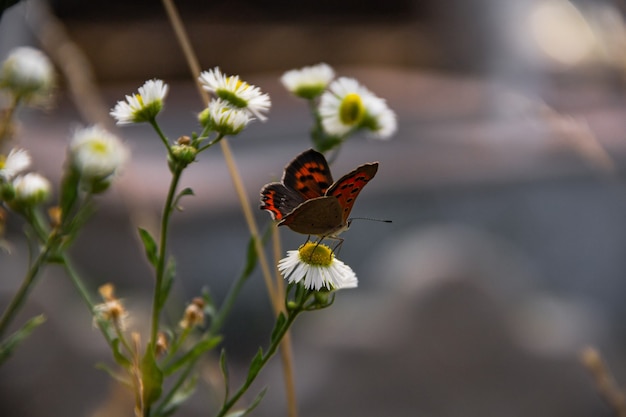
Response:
318,77,397,139
360,94,398,139
281,63,335,99
278,242,358,291
0,46,54,100
12,172,51,205
0,148,31,181
198,67,271,121
110,79,169,124
69,125,129,187
199,98,252,135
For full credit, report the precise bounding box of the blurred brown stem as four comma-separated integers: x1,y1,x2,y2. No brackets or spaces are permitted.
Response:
581,346,626,417
160,1,298,416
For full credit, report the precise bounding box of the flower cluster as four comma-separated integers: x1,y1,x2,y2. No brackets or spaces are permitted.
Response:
0,147,51,209
281,63,397,148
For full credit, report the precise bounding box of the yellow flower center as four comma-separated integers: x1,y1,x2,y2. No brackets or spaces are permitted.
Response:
0,155,6,169
89,140,109,155
134,93,145,106
298,242,333,267
339,93,364,125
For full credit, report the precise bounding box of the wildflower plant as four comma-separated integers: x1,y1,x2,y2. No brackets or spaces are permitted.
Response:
0,10,396,417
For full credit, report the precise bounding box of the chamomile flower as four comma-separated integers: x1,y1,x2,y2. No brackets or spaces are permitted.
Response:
198,98,251,135
199,67,271,121
68,125,129,191
0,148,31,181
0,46,54,101
278,242,358,291
110,79,168,124
12,173,51,205
281,63,335,99
318,77,397,139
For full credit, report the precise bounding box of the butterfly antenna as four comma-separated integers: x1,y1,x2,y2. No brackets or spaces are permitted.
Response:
347,217,393,227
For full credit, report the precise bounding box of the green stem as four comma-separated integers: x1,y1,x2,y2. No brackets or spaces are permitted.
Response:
61,255,114,347
154,356,198,416
149,119,174,160
149,165,184,350
197,133,224,153
0,238,55,338
215,307,301,417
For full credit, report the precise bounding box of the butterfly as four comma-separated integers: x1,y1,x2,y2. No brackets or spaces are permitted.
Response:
260,148,378,239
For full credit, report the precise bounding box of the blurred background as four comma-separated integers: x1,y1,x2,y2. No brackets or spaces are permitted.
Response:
2,0,626,415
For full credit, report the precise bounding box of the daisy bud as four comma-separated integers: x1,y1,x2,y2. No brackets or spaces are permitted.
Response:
179,297,205,330
199,99,251,136
68,125,129,193
281,63,335,99
12,173,51,206
156,332,169,356
0,47,54,102
94,284,128,331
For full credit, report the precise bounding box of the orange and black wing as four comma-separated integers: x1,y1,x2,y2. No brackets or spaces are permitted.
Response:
282,149,334,199
325,162,378,222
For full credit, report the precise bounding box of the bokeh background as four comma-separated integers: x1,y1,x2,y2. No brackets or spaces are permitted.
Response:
2,0,626,415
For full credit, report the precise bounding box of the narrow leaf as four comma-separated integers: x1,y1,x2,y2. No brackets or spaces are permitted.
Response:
173,187,194,211
95,363,132,386
246,348,264,384
159,374,199,417
138,228,159,267
0,315,46,366
270,312,286,345
111,338,132,368
163,335,222,376
157,257,176,310
59,167,80,224
220,349,229,402
224,388,269,417
141,346,164,407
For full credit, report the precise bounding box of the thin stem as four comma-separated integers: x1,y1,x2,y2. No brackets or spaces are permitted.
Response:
61,255,114,347
216,308,301,417
154,356,198,416
0,238,55,338
0,95,20,143
161,3,298,416
197,133,225,153
149,119,174,159
150,165,184,350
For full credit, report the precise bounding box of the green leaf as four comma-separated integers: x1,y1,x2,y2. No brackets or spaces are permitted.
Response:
59,167,80,224
95,362,132,386
141,345,164,407
111,338,132,368
246,348,264,384
220,349,229,402
0,315,46,366
173,187,194,211
270,312,286,345
159,373,199,417
242,237,258,279
224,387,267,417
138,228,159,267
163,335,222,376
157,257,176,311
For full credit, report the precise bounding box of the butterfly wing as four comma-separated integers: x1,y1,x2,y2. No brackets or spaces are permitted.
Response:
325,162,378,222
260,182,306,221
282,149,334,199
279,196,344,236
